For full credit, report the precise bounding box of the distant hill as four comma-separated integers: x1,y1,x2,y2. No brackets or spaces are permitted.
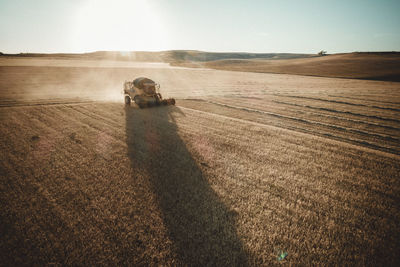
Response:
0,50,316,62
158,50,316,62
174,52,400,82
1,50,399,82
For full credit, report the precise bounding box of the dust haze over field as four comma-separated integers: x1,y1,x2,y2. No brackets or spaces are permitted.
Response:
1,56,400,266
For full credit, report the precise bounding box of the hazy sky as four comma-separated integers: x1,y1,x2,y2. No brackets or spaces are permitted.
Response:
1,0,399,53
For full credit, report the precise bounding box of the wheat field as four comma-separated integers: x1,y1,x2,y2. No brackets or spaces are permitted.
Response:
0,57,399,265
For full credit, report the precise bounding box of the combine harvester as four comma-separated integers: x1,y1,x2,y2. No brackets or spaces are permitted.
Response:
123,77,175,108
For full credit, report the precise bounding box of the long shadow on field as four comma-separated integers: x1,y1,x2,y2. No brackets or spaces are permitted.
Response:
125,105,248,266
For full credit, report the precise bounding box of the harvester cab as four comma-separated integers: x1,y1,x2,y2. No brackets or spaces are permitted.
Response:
123,77,175,108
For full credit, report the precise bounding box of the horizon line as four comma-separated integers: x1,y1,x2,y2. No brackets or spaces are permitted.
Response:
1,50,400,56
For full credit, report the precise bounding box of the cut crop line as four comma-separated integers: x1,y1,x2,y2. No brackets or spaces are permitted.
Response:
204,100,400,144
327,95,400,105
277,95,400,112
65,105,122,129
0,100,96,108
70,105,125,128
273,100,400,124
219,98,400,133
179,105,400,156
272,100,400,131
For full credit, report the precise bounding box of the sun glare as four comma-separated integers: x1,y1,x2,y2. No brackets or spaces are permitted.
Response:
71,0,168,52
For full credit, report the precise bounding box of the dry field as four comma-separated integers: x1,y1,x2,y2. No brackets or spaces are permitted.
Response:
175,52,400,82
1,57,399,266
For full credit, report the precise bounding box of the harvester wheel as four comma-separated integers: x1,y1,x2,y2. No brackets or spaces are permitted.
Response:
138,103,146,109
124,96,131,105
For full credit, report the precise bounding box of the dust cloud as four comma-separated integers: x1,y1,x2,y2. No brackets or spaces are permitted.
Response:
0,57,185,104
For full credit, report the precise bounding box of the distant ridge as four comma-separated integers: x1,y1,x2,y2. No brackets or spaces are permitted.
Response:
0,50,316,62
187,52,400,82
1,50,399,82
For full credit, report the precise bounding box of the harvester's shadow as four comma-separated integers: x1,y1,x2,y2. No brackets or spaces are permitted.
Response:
125,105,248,266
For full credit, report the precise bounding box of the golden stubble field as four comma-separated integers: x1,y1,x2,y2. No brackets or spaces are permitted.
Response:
0,57,399,266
